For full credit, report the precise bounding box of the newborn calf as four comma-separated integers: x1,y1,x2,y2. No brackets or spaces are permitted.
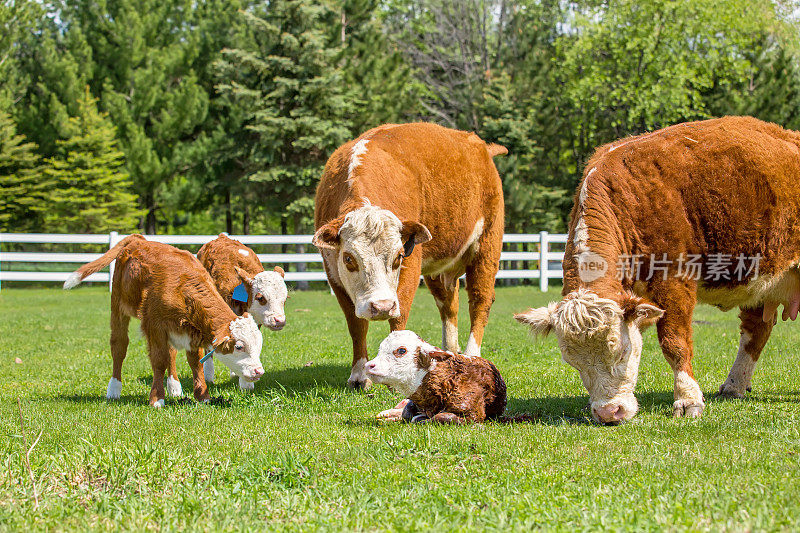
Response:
365,330,506,424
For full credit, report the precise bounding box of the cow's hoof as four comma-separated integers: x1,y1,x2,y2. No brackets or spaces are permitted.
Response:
238,377,255,391
106,377,122,400
376,408,404,422
673,400,704,418
347,378,372,391
152,399,165,409
166,376,183,397
717,382,746,399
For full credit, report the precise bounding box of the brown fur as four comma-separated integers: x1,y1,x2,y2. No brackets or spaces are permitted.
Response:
68,235,244,405
562,116,800,397
315,122,506,382
409,349,507,424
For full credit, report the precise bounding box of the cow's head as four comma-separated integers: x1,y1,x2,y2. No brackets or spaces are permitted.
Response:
214,314,265,382
514,289,663,424
366,330,449,397
313,205,431,320
235,266,288,330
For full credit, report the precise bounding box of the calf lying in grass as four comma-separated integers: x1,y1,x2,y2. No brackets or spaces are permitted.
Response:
195,233,288,390
366,330,506,424
64,234,264,407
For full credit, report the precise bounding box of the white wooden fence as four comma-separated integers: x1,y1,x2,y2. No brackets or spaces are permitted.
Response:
0,232,567,291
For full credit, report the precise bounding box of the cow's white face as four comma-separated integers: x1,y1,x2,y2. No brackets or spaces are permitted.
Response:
514,289,663,424
366,330,438,397
313,205,431,320
215,315,265,382
241,267,288,330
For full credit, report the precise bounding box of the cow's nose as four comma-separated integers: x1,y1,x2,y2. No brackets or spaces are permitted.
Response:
593,404,626,424
365,362,376,372
369,300,396,316
272,314,286,328
252,367,264,378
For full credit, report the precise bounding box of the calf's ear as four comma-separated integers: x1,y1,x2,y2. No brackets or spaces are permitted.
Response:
514,305,555,337
312,220,342,250
401,221,432,257
234,266,252,284
273,266,285,278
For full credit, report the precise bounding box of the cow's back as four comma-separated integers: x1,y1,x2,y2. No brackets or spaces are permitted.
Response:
198,235,264,304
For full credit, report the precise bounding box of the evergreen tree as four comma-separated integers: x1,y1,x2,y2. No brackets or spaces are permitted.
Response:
214,1,355,233
0,110,43,231
42,88,141,233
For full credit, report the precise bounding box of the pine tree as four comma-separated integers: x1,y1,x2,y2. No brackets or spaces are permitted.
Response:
0,110,44,231
42,88,141,233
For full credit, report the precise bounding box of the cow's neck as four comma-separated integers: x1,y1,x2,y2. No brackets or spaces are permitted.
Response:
187,289,238,345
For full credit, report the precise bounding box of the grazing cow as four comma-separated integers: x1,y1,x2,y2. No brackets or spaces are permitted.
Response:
314,122,506,389
195,233,288,389
367,330,506,424
63,234,264,406
515,116,800,424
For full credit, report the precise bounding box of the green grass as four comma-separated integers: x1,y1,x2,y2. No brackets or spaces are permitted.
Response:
2,286,800,531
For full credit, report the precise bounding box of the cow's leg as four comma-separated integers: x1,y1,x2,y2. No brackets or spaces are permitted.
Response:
719,306,774,398
463,220,502,357
330,281,371,390
107,305,130,400
187,347,210,402
424,275,460,353
653,280,705,418
146,331,169,408
389,251,422,332
165,347,183,397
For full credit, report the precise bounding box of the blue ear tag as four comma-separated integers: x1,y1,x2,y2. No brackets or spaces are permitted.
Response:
232,283,249,303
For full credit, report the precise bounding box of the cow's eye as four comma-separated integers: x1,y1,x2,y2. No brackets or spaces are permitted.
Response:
342,252,358,272
234,341,244,351
395,347,407,356
256,294,267,305
392,252,403,270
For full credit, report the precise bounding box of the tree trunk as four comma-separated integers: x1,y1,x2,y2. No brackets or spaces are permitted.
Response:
144,192,157,234
225,190,233,234
242,202,250,235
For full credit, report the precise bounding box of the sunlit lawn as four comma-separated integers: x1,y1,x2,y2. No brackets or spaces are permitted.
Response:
2,285,800,531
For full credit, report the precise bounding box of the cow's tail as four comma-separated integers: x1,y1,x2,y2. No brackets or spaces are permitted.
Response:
63,234,145,289
486,143,508,157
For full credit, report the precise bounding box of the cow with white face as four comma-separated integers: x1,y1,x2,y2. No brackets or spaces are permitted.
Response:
314,123,507,389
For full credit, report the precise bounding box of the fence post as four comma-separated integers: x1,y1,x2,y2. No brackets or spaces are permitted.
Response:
539,231,548,292
108,231,119,292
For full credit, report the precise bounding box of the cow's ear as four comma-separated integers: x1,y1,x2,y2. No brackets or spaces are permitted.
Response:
273,266,285,278
622,297,664,328
234,266,252,284
514,305,555,337
312,220,342,250
400,221,432,257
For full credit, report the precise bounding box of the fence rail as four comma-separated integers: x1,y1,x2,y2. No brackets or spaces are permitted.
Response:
0,232,567,291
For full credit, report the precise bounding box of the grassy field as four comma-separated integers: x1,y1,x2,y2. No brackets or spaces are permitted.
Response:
2,285,800,531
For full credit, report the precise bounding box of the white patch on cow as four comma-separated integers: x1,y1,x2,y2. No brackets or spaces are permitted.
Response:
697,268,800,312
573,168,596,257
442,320,459,353
63,271,83,290
673,370,704,413
247,270,288,329
719,332,756,397
347,139,370,187
366,331,438,397
213,316,264,381
203,358,215,383
422,218,485,277
239,377,255,390
464,332,480,358
168,332,192,351
238,248,250,257
349,357,368,387
166,376,183,397
153,399,165,409
106,377,122,399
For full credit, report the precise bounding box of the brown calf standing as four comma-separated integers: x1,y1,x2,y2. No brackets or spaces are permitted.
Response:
195,234,288,388
64,234,265,406
365,330,506,424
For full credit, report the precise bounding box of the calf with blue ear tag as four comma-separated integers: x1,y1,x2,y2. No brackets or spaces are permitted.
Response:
192,234,289,390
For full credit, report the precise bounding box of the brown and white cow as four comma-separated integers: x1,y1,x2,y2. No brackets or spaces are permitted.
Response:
196,234,288,389
64,234,264,406
515,116,800,424
314,123,506,389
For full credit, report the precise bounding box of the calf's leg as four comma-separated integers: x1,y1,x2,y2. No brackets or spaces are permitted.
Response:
165,347,184,397
425,275,460,353
718,306,774,398
146,331,170,408
187,347,210,402
107,305,130,400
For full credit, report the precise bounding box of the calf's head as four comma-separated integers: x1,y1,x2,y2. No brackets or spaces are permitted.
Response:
365,330,449,397
313,205,431,320
514,289,663,424
214,314,265,382
235,266,288,330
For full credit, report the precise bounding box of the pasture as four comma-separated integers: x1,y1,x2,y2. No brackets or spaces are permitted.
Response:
2,285,800,531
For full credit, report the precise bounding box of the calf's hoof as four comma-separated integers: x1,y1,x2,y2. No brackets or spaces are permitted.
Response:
239,377,255,391
106,377,122,400
673,400,704,418
152,399,165,409
166,376,183,397
347,377,372,391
